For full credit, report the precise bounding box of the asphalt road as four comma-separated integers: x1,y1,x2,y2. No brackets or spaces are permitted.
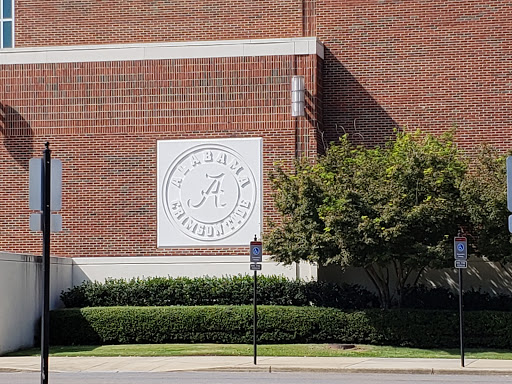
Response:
2,372,512,384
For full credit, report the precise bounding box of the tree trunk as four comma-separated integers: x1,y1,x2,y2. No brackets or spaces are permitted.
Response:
393,263,426,309
365,265,392,309
366,263,427,309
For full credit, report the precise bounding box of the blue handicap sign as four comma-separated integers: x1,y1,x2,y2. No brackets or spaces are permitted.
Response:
454,237,468,261
250,241,263,262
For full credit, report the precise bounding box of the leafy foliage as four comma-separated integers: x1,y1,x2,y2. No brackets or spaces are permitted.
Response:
50,306,512,349
60,276,378,310
401,286,512,311
266,131,468,308
61,277,512,311
460,145,512,264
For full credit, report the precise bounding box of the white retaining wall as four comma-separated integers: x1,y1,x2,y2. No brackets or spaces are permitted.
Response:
319,256,512,296
71,256,317,284
0,252,72,355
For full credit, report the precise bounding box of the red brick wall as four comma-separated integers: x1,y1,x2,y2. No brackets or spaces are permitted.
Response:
15,0,308,47
0,54,320,257
12,1,512,153
4,0,512,256
317,0,512,152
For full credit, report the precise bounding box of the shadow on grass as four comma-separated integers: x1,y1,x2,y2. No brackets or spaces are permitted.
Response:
6,345,102,357
6,345,512,360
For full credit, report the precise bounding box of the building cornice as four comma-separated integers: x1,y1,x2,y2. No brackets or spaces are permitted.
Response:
0,37,324,65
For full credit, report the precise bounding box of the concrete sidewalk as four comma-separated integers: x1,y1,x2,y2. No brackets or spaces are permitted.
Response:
0,356,511,375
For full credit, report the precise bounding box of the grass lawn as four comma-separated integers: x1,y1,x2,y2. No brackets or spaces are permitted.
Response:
7,344,512,360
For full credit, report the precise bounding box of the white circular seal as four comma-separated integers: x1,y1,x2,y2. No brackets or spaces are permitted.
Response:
162,144,257,241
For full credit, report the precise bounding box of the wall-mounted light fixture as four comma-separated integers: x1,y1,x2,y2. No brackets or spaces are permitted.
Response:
291,75,305,117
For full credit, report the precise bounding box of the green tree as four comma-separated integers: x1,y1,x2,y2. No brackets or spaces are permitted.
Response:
265,131,467,308
460,145,512,266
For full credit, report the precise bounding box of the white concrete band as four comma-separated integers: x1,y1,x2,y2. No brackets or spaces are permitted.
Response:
71,256,318,285
0,37,324,65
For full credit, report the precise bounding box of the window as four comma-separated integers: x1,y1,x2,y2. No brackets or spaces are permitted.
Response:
1,0,13,48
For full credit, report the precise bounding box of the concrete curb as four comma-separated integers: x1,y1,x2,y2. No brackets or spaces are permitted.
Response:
2,366,512,376
2,356,512,376
200,366,512,376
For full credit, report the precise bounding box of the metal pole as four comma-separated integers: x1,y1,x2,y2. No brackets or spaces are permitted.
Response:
253,269,257,365
459,267,464,368
41,142,51,384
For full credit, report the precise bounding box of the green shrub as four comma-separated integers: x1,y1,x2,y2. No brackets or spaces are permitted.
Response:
401,286,458,310
49,306,512,349
61,277,512,311
402,286,512,311
60,276,379,309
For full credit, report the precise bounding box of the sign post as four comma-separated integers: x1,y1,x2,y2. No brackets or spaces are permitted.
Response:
454,236,467,368
41,144,51,384
29,143,62,384
250,236,262,365
507,156,512,232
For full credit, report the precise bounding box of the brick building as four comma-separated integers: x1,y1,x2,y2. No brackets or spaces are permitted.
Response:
1,1,511,278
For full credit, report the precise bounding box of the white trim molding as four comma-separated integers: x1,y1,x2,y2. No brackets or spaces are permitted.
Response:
0,37,324,65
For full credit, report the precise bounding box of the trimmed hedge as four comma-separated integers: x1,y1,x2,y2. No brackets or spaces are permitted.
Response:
49,306,512,349
401,286,512,311
61,276,512,311
60,276,378,309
